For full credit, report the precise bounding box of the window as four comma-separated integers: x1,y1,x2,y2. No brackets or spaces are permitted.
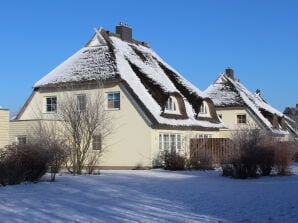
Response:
159,133,182,152
199,101,209,115
77,94,86,111
45,96,57,113
92,135,102,151
197,134,212,139
16,136,26,145
237,114,247,124
165,96,179,114
107,92,120,109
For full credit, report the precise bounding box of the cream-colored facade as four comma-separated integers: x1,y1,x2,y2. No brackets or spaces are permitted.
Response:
0,108,9,148
10,82,223,168
216,107,291,141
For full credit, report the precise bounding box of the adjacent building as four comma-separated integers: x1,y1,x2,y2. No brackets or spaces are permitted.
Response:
204,68,296,140
284,104,298,135
0,108,9,148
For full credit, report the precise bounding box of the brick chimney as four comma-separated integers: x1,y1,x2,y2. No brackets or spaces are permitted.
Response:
225,67,234,80
116,23,132,42
296,104,298,108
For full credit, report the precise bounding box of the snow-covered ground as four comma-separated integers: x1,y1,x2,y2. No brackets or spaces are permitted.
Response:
1,164,298,223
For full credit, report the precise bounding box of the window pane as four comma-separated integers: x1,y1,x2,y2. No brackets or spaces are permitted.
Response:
159,134,162,150
163,134,169,150
177,135,181,150
114,100,120,109
113,92,120,100
170,134,176,152
108,100,114,109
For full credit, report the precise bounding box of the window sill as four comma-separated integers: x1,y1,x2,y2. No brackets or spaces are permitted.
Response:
105,108,120,111
164,110,181,115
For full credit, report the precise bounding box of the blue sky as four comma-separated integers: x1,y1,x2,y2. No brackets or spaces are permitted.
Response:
0,0,297,114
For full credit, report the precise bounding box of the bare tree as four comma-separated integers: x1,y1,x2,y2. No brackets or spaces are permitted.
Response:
57,83,113,175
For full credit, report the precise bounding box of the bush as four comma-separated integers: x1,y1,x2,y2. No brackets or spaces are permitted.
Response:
257,146,275,176
273,143,292,175
47,145,67,181
159,150,186,170
0,144,49,186
220,128,293,179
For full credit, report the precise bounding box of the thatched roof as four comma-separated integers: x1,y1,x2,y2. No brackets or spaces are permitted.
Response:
205,71,295,135
32,26,222,130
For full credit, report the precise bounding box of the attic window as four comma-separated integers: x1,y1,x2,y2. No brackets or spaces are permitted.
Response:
198,101,210,117
45,96,57,113
165,96,180,114
237,114,247,124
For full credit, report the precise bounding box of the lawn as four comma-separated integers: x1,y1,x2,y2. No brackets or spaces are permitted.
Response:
1,164,298,223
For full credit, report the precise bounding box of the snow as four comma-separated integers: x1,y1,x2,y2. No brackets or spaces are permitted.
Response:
1,163,298,223
205,74,290,134
110,36,223,128
33,28,223,129
34,46,117,87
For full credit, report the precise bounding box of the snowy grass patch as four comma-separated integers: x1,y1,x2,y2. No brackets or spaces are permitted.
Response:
1,164,298,223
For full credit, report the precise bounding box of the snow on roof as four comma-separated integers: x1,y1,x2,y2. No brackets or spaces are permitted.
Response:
205,73,290,134
33,27,223,129
34,46,117,87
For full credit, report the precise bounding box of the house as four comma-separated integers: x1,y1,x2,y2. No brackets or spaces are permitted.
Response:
0,107,9,148
10,24,224,169
284,104,298,134
204,68,296,140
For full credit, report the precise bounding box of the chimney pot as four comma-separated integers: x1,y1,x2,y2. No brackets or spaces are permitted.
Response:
116,23,132,42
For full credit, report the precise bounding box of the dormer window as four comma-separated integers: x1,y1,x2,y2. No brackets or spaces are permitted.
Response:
198,101,210,117
165,96,180,114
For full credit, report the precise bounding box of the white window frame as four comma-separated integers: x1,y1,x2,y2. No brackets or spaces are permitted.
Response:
92,134,102,151
198,101,211,117
106,92,120,110
44,96,57,113
159,133,182,152
164,96,180,114
76,94,86,111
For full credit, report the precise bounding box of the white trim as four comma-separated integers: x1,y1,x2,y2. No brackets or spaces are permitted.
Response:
164,96,180,115
43,96,57,113
105,91,120,111
198,101,211,118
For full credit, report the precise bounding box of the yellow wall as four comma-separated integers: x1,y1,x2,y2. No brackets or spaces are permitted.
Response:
11,83,225,168
0,109,9,148
14,83,153,168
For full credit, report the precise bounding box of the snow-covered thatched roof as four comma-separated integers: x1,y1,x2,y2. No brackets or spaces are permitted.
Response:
33,26,222,130
205,70,295,135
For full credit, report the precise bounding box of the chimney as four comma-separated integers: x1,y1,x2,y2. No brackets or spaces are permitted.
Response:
225,67,234,80
116,23,132,42
256,89,261,96
296,104,298,108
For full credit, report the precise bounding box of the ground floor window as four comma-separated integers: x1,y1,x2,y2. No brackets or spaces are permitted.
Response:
92,134,102,151
16,135,27,145
159,133,182,152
